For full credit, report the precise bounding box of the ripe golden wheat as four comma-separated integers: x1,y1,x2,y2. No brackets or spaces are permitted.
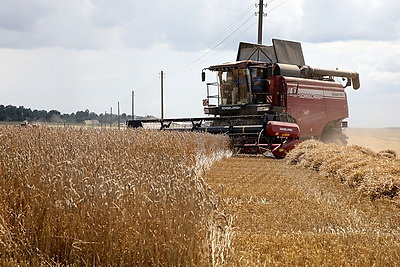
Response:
0,126,232,266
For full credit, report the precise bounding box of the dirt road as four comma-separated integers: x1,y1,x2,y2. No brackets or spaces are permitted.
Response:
205,156,400,265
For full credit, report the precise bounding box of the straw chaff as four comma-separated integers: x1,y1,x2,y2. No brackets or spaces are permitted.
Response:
286,140,400,200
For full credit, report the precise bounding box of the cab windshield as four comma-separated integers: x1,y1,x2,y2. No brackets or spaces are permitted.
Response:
218,69,250,105
217,67,269,105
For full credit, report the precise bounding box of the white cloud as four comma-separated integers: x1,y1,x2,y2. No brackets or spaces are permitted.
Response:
0,0,399,127
1,0,399,50
292,0,400,42
0,0,52,32
367,71,400,86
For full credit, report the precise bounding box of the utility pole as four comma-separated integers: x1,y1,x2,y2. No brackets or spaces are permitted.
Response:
160,70,164,120
110,107,112,128
131,90,135,120
117,101,120,129
257,0,267,44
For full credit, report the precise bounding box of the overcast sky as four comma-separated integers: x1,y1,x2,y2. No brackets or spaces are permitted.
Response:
0,0,399,127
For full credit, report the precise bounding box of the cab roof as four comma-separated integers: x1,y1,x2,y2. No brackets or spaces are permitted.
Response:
208,60,267,71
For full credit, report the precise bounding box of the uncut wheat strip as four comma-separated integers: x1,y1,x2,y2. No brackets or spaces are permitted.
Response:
0,127,232,265
5,127,231,266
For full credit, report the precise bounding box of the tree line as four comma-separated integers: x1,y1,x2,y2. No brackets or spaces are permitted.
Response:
0,105,151,124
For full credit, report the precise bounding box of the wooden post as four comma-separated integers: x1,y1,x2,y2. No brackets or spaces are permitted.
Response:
257,0,264,44
110,107,112,128
117,101,120,129
161,70,164,120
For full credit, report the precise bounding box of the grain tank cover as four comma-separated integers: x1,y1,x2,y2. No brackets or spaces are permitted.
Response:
236,42,276,63
272,39,305,67
236,39,305,66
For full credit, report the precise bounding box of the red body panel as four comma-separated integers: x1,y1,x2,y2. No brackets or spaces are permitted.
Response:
279,77,348,138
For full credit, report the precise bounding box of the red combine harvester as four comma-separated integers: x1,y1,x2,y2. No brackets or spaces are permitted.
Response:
127,39,360,158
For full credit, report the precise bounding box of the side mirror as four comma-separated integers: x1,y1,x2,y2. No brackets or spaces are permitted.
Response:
201,71,206,82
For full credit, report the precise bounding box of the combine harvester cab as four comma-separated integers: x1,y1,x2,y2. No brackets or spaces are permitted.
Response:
128,39,360,157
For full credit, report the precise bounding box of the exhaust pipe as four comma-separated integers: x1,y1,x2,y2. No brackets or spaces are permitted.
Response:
301,66,360,90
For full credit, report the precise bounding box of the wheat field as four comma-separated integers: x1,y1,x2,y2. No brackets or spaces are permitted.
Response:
346,128,400,156
2,125,400,266
0,126,232,266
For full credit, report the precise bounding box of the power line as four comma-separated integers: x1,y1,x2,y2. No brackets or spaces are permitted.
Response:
166,0,288,76
180,18,259,74
165,2,255,73
155,0,293,78
168,15,255,75
131,0,292,117
267,0,291,13
136,74,159,96
221,17,259,51
183,21,257,75
200,4,255,50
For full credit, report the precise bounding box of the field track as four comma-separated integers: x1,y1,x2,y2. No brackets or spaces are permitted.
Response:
346,128,400,155
205,156,400,265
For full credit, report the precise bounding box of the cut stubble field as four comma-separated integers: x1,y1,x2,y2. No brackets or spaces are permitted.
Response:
205,128,400,265
205,156,400,265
